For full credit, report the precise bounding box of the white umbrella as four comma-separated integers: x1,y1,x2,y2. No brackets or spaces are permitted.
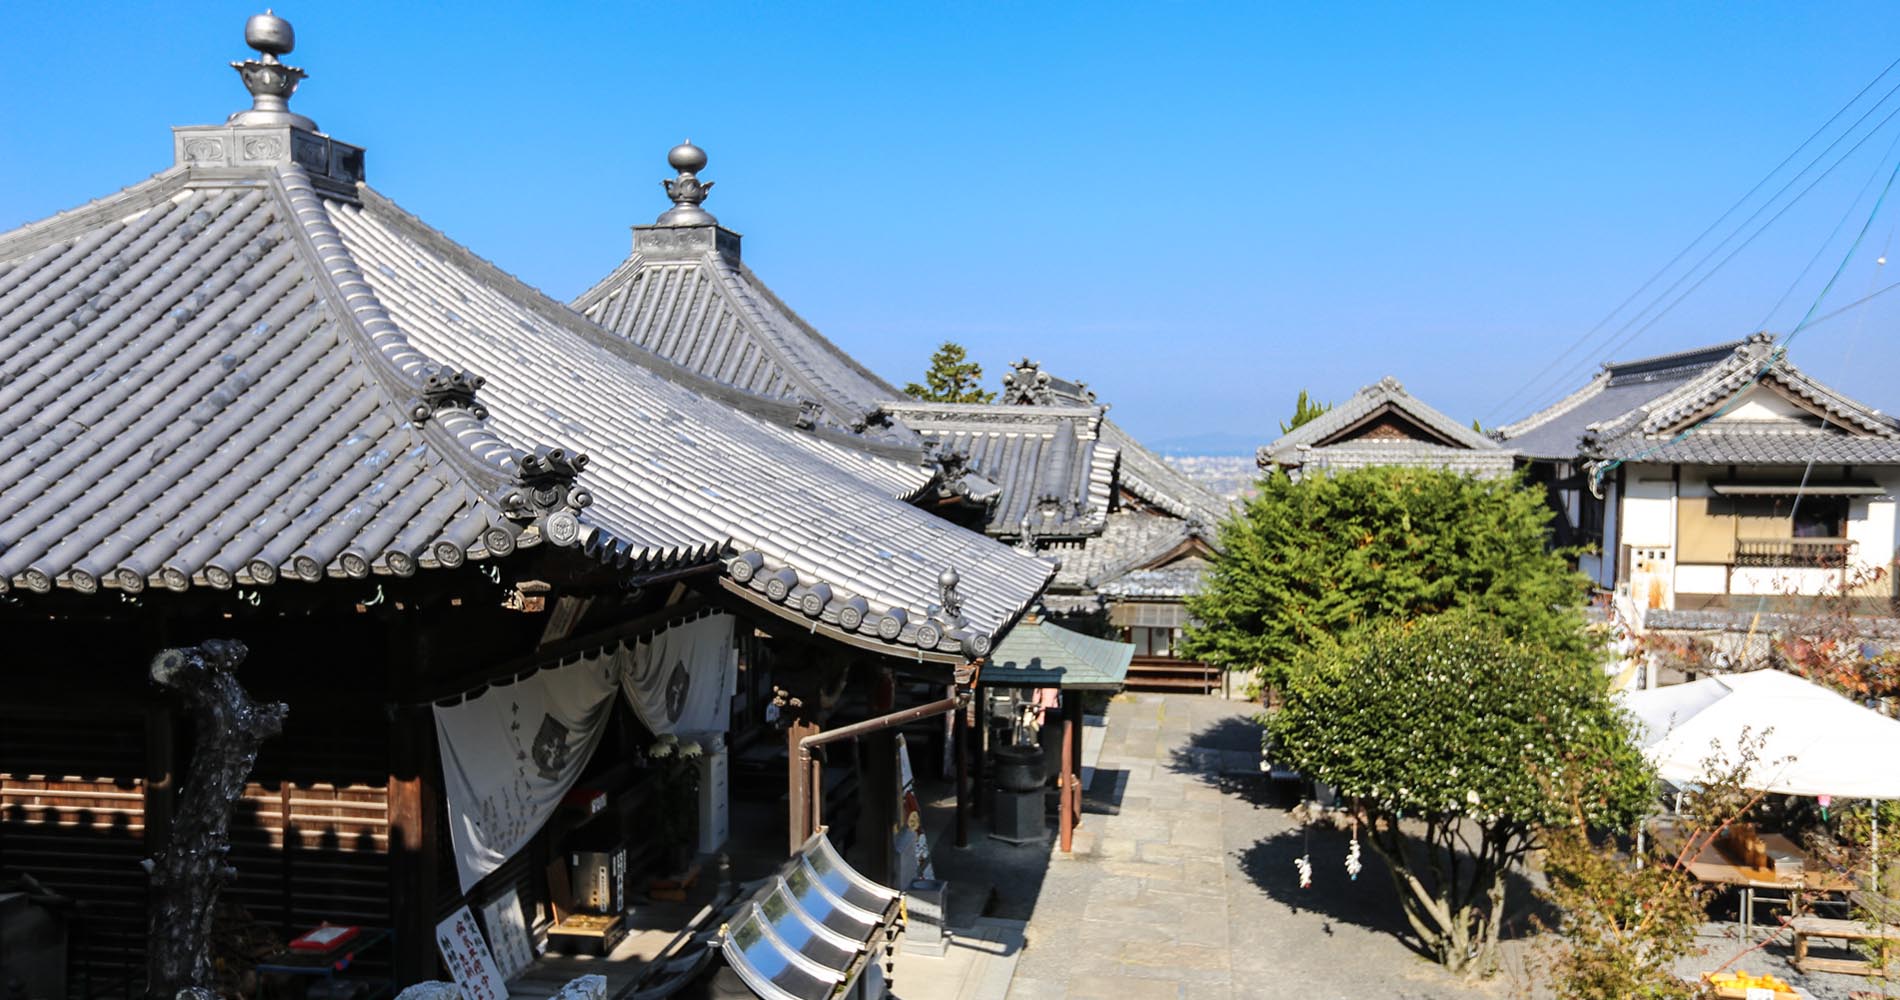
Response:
1623,669,1900,801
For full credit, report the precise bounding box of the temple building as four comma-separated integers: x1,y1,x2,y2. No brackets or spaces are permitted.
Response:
886,361,1230,691
570,153,1230,692
0,16,1050,998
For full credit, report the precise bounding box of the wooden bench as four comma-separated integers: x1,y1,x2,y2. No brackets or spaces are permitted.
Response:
1790,915,1900,977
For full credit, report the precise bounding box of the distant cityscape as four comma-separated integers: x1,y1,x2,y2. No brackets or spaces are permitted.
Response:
1165,454,1258,504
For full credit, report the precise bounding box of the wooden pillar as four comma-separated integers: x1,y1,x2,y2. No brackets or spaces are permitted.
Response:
954,703,969,848
1067,695,1084,788
972,690,988,819
388,705,439,986
787,718,819,854
1059,713,1075,854
854,731,898,887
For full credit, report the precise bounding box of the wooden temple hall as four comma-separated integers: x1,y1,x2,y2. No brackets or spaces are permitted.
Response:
0,14,1074,999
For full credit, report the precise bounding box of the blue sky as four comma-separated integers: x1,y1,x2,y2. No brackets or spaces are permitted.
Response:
5,4,1900,451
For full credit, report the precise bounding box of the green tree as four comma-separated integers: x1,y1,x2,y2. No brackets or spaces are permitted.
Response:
1279,389,1331,434
1182,465,1588,689
1536,731,1777,999
904,342,995,403
1271,614,1650,975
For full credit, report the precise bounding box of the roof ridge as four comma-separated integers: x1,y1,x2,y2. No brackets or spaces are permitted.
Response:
1589,339,1900,449
733,258,904,399
357,186,928,469
270,165,539,551
1098,419,1228,523
0,168,192,264
1605,336,1756,378
1497,370,1609,440
705,253,881,426
1263,375,1499,462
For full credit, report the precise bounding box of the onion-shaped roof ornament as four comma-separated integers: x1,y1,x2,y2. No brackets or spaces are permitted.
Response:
656,140,718,226
229,10,317,131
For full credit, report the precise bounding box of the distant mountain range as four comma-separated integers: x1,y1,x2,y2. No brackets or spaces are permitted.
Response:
1147,431,1261,458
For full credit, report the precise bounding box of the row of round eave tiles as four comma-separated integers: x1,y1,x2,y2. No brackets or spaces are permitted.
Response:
725,549,991,657
1,527,537,596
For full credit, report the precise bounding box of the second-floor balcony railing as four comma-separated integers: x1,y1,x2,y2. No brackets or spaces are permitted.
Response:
1734,537,1852,568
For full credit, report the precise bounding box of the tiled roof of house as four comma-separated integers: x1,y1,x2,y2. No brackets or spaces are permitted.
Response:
1259,376,1513,477
0,26,1050,659
1098,417,1229,524
573,143,920,450
1499,339,1746,459
1095,559,1209,601
1502,334,1900,465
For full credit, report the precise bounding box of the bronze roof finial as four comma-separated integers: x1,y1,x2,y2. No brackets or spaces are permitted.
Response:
229,10,316,131
657,140,718,226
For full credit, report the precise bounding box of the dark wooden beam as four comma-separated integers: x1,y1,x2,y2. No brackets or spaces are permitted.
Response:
413,595,711,703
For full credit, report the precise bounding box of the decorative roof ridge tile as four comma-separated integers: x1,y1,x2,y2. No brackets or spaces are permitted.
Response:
1604,336,1756,381
277,166,611,558
880,399,1107,423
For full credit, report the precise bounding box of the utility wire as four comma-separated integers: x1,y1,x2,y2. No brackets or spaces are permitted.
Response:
1520,96,1900,425
1755,123,1900,332
1489,59,1900,425
1585,101,1900,368
1589,152,1900,493
1737,207,1897,651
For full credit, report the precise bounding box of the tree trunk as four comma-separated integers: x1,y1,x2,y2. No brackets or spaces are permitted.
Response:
145,640,287,1000
1362,809,1510,977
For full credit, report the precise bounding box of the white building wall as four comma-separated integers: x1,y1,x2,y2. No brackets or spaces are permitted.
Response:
1847,493,1898,575
1621,467,1676,547
1675,564,1728,595
1729,566,1844,596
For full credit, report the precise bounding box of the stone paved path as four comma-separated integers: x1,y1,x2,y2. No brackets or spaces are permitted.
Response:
1005,692,1500,1000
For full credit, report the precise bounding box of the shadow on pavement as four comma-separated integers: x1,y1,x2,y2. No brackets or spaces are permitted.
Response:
1167,713,1294,810
1238,824,1557,962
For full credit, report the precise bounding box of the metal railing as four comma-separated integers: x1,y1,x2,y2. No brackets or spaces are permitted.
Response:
1734,538,1852,568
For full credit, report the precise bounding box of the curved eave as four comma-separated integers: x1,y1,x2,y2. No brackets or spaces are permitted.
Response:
719,551,1053,663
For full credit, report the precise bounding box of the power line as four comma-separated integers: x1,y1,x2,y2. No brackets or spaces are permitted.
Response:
1580,100,1900,375
1517,94,1900,424
1487,56,1900,424
1589,153,1900,492
1755,123,1900,332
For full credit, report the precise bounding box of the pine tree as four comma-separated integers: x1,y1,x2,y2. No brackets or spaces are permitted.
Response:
1279,390,1331,434
904,342,996,403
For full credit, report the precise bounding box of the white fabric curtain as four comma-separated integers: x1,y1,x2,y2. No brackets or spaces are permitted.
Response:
433,612,738,894
619,613,736,739
434,654,620,894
